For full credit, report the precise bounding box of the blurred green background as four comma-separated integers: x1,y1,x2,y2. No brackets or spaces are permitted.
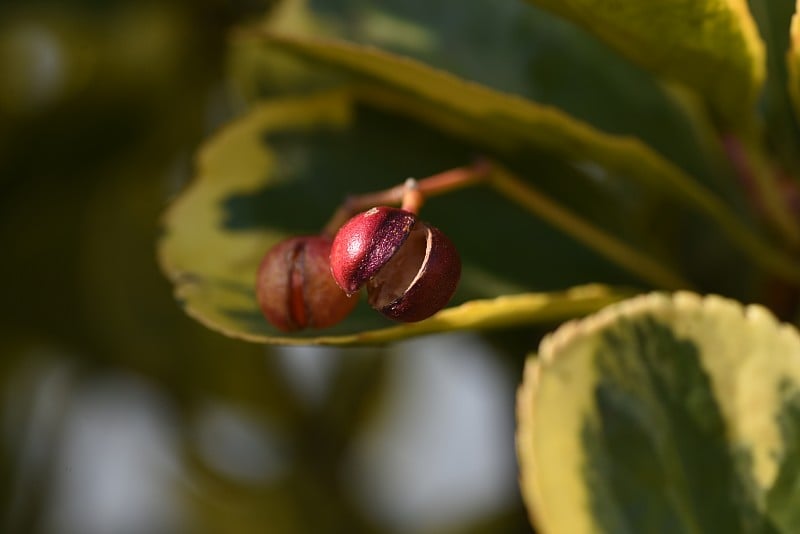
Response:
0,1,535,532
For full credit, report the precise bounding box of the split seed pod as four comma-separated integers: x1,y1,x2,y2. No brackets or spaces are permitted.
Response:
256,236,358,332
330,207,461,322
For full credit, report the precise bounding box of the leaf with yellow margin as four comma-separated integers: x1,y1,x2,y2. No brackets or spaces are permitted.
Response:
157,90,634,345
517,292,800,533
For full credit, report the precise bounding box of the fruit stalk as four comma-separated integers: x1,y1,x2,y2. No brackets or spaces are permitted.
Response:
322,158,491,236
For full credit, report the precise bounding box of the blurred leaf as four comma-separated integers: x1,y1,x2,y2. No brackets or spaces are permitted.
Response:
242,32,800,286
517,292,800,533
521,0,765,129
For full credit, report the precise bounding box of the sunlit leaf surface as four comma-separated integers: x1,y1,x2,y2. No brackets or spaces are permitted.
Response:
521,0,765,128
517,292,800,533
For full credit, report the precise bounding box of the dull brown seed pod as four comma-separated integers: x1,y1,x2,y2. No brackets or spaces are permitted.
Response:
329,207,461,322
256,236,358,332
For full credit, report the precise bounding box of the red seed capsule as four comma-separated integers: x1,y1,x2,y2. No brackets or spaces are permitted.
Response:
256,236,358,332
330,207,461,322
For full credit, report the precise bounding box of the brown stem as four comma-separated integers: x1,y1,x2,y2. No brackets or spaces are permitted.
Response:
322,158,491,236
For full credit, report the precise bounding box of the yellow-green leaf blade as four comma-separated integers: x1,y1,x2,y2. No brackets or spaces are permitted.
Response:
523,0,766,128
517,292,800,533
247,286,633,346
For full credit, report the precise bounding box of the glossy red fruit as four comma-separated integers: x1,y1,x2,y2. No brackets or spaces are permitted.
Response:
256,236,358,332
330,207,461,322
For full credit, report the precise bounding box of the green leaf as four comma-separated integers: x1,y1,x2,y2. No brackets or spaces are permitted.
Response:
243,32,800,286
274,0,717,188
244,32,698,197
521,0,766,128
158,90,634,345
517,292,800,533
789,1,800,123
